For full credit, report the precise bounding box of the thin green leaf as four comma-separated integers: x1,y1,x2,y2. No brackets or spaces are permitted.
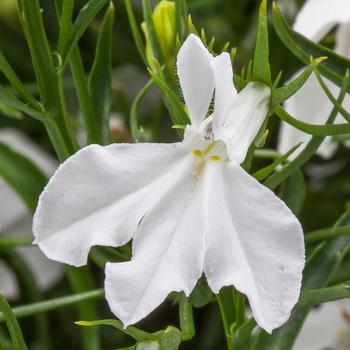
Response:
275,105,350,136
0,142,47,212
130,78,154,141
175,0,188,41
148,65,188,125
264,71,349,190
271,57,326,108
0,289,103,322
0,85,45,120
0,236,32,248
0,52,40,109
272,2,350,92
253,142,301,181
0,295,27,350
60,0,109,66
305,225,350,244
16,0,56,107
232,318,256,350
57,0,75,52
0,249,50,349
314,67,350,123
253,0,271,85
67,267,101,350
142,0,164,63
280,169,305,215
89,2,115,144
0,101,22,119
76,319,153,342
124,0,147,64
297,282,350,308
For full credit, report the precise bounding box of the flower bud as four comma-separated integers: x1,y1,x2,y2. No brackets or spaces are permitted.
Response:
142,0,176,70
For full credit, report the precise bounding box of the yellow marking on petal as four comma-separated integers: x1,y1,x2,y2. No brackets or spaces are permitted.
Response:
210,155,221,161
192,149,203,157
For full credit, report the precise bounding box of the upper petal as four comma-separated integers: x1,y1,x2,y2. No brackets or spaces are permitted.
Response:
203,161,305,333
33,142,187,267
294,0,350,41
279,71,346,159
221,82,270,163
211,52,237,137
177,34,214,128
105,154,206,326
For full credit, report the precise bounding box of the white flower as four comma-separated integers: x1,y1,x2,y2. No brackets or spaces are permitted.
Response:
278,0,350,159
0,128,62,298
295,300,350,350
33,34,305,333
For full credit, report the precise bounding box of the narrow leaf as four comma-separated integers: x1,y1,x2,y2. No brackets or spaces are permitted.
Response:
0,295,27,350
297,282,350,308
253,0,271,85
76,319,153,342
89,2,115,144
0,142,47,212
272,2,350,92
60,0,109,66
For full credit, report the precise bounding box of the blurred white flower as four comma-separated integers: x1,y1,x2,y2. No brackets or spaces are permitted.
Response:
0,128,62,298
278,0,350,159
295,300,350,350
33,34,305,333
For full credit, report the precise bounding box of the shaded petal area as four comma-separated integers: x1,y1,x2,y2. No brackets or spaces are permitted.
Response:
222,82,270,163
211,52,237,136
280,72,348,159
105,158,206,327
294,0,350,41
203,161,305,333
177,34,214,128
33,143,188,267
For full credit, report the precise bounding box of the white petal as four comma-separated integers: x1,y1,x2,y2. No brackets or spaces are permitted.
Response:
294,300,350,350
221,82,270,163
294,0,350,41
211,52,237,137
279,72,347,159
176,34,214,128
203,161,305,333
105,154,206,327
335,22,350,57
33,143,187,267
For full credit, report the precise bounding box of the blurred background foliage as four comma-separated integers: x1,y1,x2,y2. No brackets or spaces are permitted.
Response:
0,0,349,349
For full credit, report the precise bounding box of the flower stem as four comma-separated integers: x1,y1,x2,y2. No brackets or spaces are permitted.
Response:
216,287,235,350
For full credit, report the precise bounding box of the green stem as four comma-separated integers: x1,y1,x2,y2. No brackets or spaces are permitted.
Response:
305,225,350,244
67,267,100,350
0,236,32,248
70,47,101,144
179,293,195,341
0,249,50,349
297,282,350,308
0,289,104,321
216,288,235,350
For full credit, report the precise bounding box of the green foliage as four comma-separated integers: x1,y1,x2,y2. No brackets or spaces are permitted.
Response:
0,295,27,350
0,142,47,211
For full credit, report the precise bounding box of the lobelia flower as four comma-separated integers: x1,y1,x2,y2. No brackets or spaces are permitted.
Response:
0,128,62,298
278,0,350,159
33,34,305,333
